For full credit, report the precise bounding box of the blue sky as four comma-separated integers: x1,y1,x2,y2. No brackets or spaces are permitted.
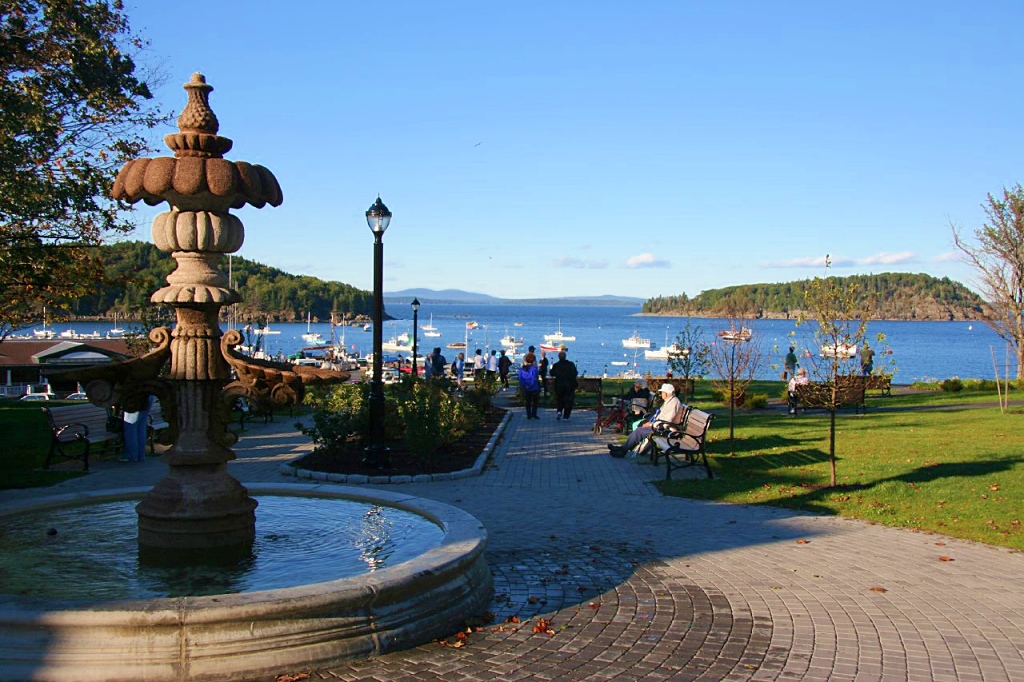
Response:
121,1,1024,300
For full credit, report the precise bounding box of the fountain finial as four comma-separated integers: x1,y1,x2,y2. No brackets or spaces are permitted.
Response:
178,73,219,134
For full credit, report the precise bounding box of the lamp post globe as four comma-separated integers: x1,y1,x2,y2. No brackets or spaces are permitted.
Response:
364,196,391,467
411,298,420,380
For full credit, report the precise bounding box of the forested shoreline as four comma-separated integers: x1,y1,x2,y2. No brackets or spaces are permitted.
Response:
642,273,987,321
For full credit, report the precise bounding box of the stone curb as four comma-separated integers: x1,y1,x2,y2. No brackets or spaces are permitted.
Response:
281,409,513,484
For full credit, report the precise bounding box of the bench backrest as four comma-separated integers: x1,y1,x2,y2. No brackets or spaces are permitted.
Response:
42,404,110,438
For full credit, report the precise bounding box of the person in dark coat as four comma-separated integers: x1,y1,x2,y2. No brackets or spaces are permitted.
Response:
497,349,512,390
549,349,579,420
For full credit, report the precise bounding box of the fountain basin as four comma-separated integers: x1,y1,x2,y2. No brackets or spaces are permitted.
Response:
0,483,493,682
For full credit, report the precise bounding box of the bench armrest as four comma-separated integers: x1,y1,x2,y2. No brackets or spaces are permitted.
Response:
55,422,89,441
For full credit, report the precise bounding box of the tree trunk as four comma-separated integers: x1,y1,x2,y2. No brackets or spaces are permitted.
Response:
829,409,837,487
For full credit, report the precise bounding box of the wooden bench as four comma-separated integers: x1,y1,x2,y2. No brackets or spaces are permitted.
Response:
41,404,122,471
794,376,867,414
645,408,715,480
865,374,892,396
147,400,170,454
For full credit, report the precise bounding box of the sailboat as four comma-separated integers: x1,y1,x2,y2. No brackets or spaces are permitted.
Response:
422,313,441,337
543,320,576,342
33,307,55,339
645,329,686,360
108,312,125,337
302,312,324,344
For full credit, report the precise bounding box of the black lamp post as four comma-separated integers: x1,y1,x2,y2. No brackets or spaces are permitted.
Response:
411,298,420,380
364,196,391,467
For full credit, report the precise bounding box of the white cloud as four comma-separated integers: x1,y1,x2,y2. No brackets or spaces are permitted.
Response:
764,252,918,268
932,251,962,263
858,251,917,266
625,252,671,269
552,256,608,269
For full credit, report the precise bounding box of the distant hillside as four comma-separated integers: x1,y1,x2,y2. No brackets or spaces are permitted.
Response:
642,273,987,321
71,241,374,323
388,289,644,306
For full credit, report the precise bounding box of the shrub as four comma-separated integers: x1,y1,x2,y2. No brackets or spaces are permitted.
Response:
745,393,770,409
298,383,369,453
940,377,964,393
464,372,499,410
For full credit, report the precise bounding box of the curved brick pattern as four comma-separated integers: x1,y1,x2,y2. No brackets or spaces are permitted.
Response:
11,398,1024,681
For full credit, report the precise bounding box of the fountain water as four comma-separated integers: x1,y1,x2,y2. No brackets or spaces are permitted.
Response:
0,75,491,680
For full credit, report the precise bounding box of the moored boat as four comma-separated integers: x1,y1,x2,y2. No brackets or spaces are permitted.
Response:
621,331,651,349
543,321,576,343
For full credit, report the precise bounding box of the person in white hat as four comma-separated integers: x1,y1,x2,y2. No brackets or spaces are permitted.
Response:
608,382,686,455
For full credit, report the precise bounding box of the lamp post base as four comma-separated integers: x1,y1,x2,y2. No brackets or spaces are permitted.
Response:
361,444,391,469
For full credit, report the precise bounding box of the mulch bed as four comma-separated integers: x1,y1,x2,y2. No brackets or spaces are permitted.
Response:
292,407,506,477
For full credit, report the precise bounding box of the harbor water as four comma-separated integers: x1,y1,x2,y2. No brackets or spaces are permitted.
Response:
38,304,1008,383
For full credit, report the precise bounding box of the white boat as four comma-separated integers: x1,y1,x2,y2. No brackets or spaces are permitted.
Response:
610,361,629,366
421,314,438,332
301,312,324,345
253,319,281,335
717,327,752,343
362,323,371,332
382,331,412,353
540,343,566,353
108,312,125,337
621,331,651,349
59,329,79,339
543,321,576,342
820,342,858,359
500,333,522,348
513,322,524,327
645,344,687,360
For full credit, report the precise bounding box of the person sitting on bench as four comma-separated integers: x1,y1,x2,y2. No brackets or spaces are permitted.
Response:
788,367,809,415
624,378,652,418
608,383,686,456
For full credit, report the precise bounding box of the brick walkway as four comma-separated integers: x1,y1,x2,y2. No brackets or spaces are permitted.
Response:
13,398,1024,681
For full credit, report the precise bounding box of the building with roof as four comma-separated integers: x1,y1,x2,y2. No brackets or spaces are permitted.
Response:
0,339,132,397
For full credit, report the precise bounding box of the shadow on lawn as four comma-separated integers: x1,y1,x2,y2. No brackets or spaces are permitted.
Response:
754,457,1024,515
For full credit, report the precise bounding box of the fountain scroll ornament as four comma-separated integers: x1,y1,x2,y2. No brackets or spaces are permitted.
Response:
98,73,348,557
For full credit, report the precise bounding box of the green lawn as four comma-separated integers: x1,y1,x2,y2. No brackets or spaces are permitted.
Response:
654,384,1024,551
0,402,86,488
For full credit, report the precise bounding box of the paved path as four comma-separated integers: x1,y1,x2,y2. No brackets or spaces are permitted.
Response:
13,399,1024,681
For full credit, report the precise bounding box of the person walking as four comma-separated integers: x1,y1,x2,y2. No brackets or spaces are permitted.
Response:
860,342,875,376
486,350,499,379
537,349,549,396
497,349,512,390
452,352,466,389
549,349,579,420
783,346,798,380
518,352,541,419
423,348,434,381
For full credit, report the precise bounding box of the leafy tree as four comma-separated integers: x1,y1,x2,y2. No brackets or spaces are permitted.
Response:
797,257,868,487
0,0,166,341
667,319,711,400
952,184,1024,378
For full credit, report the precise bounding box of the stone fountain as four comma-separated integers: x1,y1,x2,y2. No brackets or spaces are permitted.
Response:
0,74,492,681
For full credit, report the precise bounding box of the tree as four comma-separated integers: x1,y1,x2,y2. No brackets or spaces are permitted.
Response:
707,315,764,442
952,184,1024,378
798,257,867,487
0,0,167,341
667,319,711,400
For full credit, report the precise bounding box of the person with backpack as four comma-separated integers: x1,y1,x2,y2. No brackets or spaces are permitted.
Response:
518,352,541,419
